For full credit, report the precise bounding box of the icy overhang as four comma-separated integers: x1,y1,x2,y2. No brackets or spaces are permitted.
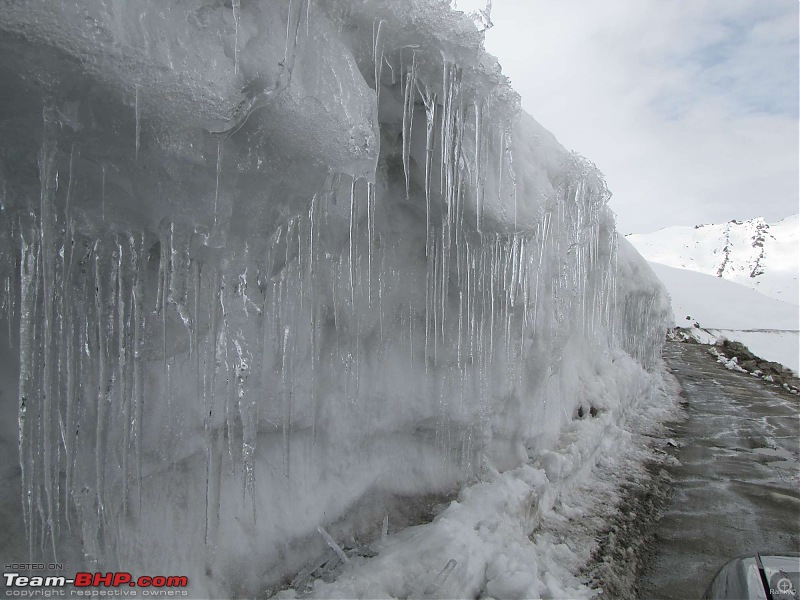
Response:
0,0,379,176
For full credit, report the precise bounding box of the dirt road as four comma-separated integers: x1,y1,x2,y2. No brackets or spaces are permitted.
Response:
638,341,800,599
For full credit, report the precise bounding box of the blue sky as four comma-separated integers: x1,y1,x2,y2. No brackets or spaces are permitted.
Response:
469,0,799,233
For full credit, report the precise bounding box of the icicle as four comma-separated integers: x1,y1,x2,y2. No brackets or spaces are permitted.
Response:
417,83,437,255
507,132,517,232
378,238,386,344
372,19,385,108
317,526,350,564
401,51,417,199
457,289,463,368
116,238,128,515
93,242,108,528
366,182,373,304
291,552,333,592
134,85,140,160
281,325,292,478
474,101,484,232
64,144,78,273
496,128,503,210
440,60,450,196
166,229,192,352
232,0,241,75
38,105,58,558
235,334,256,518
131,236,145,517
156,220,171,372
349,178,356,307
18,235,37,562
100,164,106,222
218,284,237,475
194,256,202,404
383,55,396,85
293,220,303,314
423,559,457,597
204,268,224,548
214,141,222,224
3,276,11,349
283,0,306,81
307,195,319,444
438,231,445,348
424,237,433,370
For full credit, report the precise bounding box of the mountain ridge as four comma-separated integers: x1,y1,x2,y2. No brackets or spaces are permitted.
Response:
626,214,799,305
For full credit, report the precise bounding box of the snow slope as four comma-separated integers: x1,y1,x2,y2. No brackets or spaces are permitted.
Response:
0,1,670,597
651,263,799,331
627,215,799,305
650,263,799,372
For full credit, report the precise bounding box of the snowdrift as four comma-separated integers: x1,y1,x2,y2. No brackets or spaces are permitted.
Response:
0,1,670,595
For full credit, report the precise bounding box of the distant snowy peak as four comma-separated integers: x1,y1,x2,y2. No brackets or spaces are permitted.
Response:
627,214,799,305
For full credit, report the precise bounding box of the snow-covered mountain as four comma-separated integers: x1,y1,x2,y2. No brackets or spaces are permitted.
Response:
629,213,800,372
649,262,799,372
626,215,799,305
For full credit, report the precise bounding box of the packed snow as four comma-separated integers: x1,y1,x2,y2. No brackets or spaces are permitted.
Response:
275,357,679,599
0,1,671,597
627,214,799,305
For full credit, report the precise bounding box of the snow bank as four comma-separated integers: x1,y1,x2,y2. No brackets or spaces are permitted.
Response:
274,354,680,600
650,263,799,331
0,0,670,596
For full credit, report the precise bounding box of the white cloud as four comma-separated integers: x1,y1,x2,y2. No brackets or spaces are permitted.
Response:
483,0,799,233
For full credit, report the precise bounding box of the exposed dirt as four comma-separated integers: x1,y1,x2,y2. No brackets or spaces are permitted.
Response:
670,327,800,394
585,458,677,600
583,391,688,600
711,337,800,394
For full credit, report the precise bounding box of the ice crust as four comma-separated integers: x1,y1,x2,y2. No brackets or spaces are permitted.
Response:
0,0,670,596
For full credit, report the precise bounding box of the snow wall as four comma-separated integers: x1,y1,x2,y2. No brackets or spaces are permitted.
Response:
0,0,670,596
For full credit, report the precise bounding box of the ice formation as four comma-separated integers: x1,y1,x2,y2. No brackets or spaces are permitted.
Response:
0,0,669,596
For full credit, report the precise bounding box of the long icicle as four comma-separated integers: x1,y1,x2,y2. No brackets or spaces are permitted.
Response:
373,19,385,109
417,83,437,256
38,106,59,559
401,51,417,199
